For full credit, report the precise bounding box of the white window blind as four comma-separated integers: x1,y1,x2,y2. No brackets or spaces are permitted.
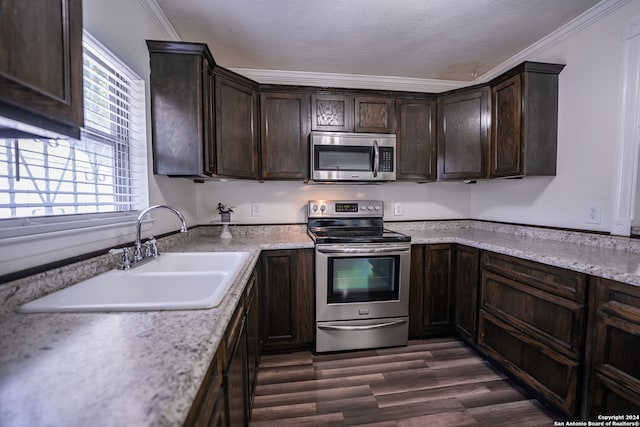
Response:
0,32,147,226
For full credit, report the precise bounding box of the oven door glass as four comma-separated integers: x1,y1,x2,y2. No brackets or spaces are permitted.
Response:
327,255,399,303
314,145,373,172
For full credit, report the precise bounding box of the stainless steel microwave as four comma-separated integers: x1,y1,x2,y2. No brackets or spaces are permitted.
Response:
310,131,396,182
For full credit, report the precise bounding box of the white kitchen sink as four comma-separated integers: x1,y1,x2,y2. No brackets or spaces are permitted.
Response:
19,252,249,313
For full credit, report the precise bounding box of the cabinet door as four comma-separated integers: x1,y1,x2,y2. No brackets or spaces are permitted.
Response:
588,278,640,417
215,75,259,178
478,309,580,417
311,94,354,132
491,74,522,177
260,92,310,180
409,244,454,337
184,346,224,427
354,96,395,133
225,314,247,427
454,246,479,344
0,0,83,138
260,249,314,352
396,98,437,181
245,270,260,413
147,41,215,177
437,87,489,180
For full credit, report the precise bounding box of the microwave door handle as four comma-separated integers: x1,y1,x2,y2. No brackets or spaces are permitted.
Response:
373,140,379,177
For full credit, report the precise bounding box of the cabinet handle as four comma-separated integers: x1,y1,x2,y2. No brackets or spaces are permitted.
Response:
373,140,379,177
318,319,407,331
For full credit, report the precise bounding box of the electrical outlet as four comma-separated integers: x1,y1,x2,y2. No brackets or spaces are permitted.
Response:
251,202,263,217
585,203,602,224
394,203,403,216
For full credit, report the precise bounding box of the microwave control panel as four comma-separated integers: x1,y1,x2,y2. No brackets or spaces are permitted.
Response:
379,147,394,172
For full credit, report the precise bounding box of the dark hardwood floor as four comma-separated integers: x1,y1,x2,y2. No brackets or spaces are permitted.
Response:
250,337,558,426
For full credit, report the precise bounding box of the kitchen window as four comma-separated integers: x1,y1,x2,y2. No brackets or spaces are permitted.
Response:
0,32,148,238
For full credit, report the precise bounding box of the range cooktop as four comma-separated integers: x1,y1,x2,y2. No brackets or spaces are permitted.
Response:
307,200,410,244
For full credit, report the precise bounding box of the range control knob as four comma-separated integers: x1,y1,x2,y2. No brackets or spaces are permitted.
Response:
374,205,381,211
312,204,318,212
320,204,326,213
360,205,367,211
368,205,374,211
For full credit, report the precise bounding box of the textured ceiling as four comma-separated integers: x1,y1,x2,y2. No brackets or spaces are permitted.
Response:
155,0,601,81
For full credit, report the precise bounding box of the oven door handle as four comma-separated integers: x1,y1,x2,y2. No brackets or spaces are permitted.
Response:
318,319,407,331
316,245,409,254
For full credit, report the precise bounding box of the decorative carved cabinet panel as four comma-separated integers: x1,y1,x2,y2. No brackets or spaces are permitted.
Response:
0,0,83,138
311,94,354,132
354,96,395,133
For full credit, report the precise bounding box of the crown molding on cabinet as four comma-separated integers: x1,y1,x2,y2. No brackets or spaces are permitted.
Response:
228,69,466,93
137,0,181,41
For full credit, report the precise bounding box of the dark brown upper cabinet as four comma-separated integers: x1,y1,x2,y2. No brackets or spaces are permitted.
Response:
311,93,354,132
490,62,565,178
311,94,395,134
354,96,395,133
437,87,490,180
147,41,216,177
0,0,83,139
260,91,310,180
147,41,259,179
396,98,437,181
214,70,259,179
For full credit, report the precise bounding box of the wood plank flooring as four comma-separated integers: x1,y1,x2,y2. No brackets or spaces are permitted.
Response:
250,337,558,426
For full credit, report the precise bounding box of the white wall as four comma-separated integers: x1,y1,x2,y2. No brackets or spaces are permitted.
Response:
470,1,640,232
196,181,470,224
83,0,198,232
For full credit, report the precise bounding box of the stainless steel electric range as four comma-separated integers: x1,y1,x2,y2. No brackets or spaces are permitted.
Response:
307,200,411,352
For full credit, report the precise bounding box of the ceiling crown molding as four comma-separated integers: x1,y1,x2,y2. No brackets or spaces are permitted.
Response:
477,0,632,83
145,0,629,91
228,68,466,93
137,0,181,41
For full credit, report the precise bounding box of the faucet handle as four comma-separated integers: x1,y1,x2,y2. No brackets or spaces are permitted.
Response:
144,236,158,258
108,247,131,270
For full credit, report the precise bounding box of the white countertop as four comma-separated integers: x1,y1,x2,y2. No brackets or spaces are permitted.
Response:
1,223,639,426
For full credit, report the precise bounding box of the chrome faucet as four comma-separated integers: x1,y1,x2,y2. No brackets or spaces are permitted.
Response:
134,205,188,262
110,205,188,270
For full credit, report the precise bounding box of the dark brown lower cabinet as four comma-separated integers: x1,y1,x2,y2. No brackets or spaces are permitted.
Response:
260,249,314,352
587,277,640,417
409,244,454,337
478,251,587,417
183,345,225,427
453,245,480,344
245,271,260,414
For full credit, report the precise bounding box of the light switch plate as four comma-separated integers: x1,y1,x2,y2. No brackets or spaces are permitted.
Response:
251,202,263,216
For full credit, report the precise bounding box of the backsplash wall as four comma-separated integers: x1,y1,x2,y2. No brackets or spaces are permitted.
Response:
196,180,472,224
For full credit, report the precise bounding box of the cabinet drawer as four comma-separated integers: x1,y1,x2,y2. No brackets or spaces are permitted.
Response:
478,309,580,417
482,251,586,302
588,278,640,416
481,271,585,360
